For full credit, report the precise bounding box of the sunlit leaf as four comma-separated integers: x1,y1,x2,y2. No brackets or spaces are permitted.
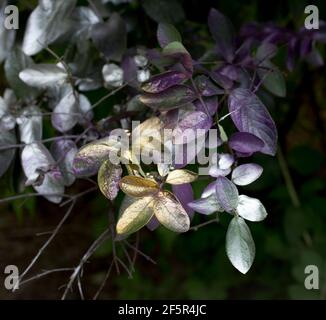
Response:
236,195,267,222
166,169,197,185
22,0,77,55
139,84,196,111
226,216,255,274
119,176,159,197
153,191,190,232
72,137,121,177
51,86,78,132
17,105,42,144
116,196,155,235
98,159,122,200
19,64,67,88
232,163,263,186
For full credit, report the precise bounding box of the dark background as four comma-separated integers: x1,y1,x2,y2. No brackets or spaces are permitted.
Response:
0,0,326,299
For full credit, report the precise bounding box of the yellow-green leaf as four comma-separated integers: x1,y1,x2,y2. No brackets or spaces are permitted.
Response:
153,191,190,232
119,175,159,197
116,196,155,235
166,169,197,185
98,159,122,200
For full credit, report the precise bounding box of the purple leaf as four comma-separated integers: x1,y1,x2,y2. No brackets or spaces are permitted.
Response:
195,75,224,96
194,96,218,116
139,85,196,111
208,8,236,62
121,54,138,88
188,193,222,215
157,23,182,48
210,70,234,90
228,88,277,155
91,13,126,61
215,176,239,212
173,111,212,144
229,132,264,154
231,163,263,186
141,70,187,93
172,183,194,219
51,139,77,186
146,216,160,231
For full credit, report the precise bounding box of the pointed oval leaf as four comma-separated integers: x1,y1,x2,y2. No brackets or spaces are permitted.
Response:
22,0,76,55
166,169,197,185
232,163,263,186
153,191,190,232
215,176,239,212
139,85,196,111
157,23,182,48
229,132,264,154
173,111,212,144
141,71,186,93
98,159,122,200
228,88,277,155
51,87,78,132
237,195,267,222
51,139,77,186
19,64,67,88
72,137,121,177
188,193,223,215
116,196,155,235
226,216,255,274
17,106,42,144
119,176,159,197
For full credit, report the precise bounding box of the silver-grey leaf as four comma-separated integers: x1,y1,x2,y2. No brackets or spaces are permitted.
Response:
188,193,223,215
17,106,42,144
51,86,78,132
226,216,255,274
22,0,77,55
19,64,67,88
236,195,267,222
231,163,263,186
215,176,239,212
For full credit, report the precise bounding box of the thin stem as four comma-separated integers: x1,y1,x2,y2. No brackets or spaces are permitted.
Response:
277,144,301,208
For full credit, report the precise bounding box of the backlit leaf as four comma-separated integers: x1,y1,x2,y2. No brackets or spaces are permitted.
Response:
139,85,196,111
166,169,197,185
116,196,155,235
153,191,190,232
119,176,159,197
157,23,182,48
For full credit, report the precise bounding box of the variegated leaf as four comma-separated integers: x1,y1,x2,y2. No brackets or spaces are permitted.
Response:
116,196,155,235
98,159,122,200
153,191,190,232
